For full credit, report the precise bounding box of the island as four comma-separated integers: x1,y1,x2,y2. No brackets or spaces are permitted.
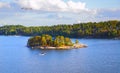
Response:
27,34,87,49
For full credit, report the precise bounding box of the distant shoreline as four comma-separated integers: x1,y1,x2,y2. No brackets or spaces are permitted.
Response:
0,20,120,39
0,35,120,40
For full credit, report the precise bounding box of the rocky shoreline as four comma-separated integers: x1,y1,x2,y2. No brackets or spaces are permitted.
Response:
30,44,87,50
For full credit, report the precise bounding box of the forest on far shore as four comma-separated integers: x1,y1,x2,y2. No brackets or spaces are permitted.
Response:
0,20,120,39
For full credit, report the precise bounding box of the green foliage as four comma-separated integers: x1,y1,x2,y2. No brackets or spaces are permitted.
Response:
75,40,79,44
64,37,73,46
41,37,47,46
0,20,120,38
27,34,73,47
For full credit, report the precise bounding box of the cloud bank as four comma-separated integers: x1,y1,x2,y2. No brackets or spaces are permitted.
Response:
0,2,10,8
0,0,120,26
17,0,89,13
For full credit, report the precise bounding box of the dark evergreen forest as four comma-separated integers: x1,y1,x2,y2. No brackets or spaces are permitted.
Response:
0,20,120,38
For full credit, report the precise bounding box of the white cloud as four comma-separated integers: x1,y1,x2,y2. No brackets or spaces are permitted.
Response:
97,9,120,18
67,1,86,11
17,0,91,13
76,8,120,23
0,2,10,8
0,0,119,26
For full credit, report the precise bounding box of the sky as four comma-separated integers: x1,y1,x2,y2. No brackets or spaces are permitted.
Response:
0,0,120,26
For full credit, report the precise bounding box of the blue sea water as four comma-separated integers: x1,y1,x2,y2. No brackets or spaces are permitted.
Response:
0,36,120,73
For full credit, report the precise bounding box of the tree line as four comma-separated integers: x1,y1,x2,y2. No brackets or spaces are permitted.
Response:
0,20,120,38
27,34,73,47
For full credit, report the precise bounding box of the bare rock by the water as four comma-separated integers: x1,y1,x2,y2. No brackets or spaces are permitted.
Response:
31,43,87,50
73,44,87,48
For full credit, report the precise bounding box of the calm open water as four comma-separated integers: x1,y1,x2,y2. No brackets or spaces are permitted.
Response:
0,36,120,73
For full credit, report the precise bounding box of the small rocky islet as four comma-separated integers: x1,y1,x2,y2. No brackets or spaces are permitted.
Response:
27,34,87,50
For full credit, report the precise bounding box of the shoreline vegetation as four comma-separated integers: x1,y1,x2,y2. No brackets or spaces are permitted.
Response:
27,34,87,50
0,20,120,39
